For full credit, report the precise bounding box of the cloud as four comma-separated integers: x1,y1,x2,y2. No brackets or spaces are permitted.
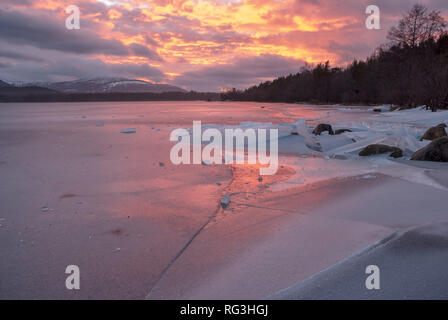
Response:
326,40,373,64
1,0,447,90
129,43,163,61
0,8,130,56
0,54,165,82
173,54,305,91
0,47,45,62
0,7,163,61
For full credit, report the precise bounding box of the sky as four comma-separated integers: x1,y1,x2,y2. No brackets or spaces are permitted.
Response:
0,0,447,91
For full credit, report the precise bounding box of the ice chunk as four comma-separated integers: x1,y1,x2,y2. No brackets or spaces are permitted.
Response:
294,120,322,152
121,128,136,134
221,193,231,209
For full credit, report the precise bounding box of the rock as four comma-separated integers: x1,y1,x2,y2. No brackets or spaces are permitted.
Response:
373,106,390,112
312,124,334,135
411,137,448,162
420,123,447,141
220,193,231,209
335,129,352,135
359,144,403,158
121,128,136,134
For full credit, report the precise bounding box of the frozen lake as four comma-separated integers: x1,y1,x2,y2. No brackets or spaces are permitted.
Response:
1,101,448,299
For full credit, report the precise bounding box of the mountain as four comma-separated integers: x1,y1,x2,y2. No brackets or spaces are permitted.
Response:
0,84,59,99
0,80,13,88
10,78,187,94
0,79,219,102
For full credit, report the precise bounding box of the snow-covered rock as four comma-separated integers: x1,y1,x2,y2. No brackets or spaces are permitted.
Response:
420,123,447,141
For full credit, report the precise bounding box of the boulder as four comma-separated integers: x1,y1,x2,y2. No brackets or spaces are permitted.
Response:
373,106,390,112
359,144,403,158
335,129,352,135
411,137,448,162
420,123,447,141
312,124,334,136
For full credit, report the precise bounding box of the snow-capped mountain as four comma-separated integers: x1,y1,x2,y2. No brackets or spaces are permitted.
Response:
7,78,187,94
0,80,13,88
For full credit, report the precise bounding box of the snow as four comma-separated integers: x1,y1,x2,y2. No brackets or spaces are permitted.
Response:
105,80,148,89
2,101,448,299
270,106,448,192
178,105,448,192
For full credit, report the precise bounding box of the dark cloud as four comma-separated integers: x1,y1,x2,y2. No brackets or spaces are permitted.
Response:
0,47,45,62
173,54,305,91
2,0,33,6
0,8,130,56
0,54,165,82
0,7,162,61
144,35,160,47
129,43,163,61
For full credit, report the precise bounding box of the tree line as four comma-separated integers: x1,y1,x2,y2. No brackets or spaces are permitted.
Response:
221,4,448,111
0,89,220,102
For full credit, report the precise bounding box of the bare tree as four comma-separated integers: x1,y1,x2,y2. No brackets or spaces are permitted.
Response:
425,10,447,40
388,4,447,47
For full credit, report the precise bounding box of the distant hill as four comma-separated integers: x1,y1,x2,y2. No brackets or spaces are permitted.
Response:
0,85,59,97
10,78,187,94
0,78,220,102
0,80,219,102
0,80,13,88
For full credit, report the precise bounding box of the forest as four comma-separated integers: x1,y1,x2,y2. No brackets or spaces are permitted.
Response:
0,89,220,102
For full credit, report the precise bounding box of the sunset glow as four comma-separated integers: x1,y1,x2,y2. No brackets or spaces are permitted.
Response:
1,0,447,91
